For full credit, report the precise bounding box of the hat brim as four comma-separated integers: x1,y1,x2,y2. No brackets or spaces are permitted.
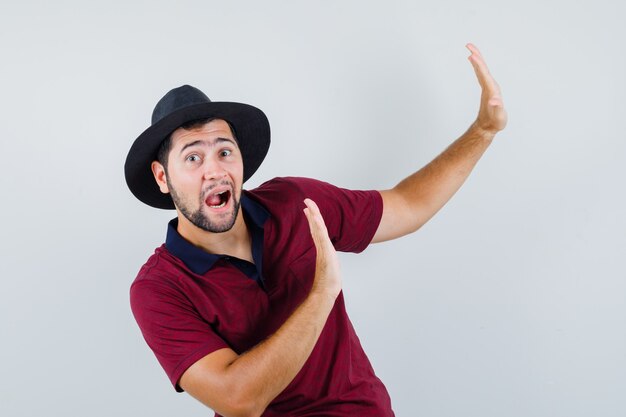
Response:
125,102,270,209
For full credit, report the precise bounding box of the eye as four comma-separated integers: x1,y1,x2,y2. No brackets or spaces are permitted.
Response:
219,149,232,157
186,154,201,163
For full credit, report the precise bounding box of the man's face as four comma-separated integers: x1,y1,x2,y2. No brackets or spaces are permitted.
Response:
154,119,244,233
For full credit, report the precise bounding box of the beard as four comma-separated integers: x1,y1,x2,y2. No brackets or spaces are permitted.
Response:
168,178,241,233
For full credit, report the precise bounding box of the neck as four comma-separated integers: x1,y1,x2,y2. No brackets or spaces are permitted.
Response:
176,209,253,262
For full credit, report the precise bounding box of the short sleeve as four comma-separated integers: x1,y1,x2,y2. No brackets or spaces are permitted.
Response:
277,177,383,253
130,279,230,392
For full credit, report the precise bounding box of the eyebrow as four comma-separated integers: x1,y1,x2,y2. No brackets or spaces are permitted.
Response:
179,137,237,155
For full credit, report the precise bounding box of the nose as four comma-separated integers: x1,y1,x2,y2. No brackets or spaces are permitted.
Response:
202,155,227,181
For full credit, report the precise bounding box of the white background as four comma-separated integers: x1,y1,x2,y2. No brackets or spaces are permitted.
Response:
1,1,624,416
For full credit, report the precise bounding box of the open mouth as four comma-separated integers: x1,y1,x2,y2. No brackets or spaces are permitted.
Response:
205,189,231,209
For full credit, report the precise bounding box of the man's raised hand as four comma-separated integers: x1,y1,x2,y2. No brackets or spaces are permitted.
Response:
303,198,342,300
466,43,508,135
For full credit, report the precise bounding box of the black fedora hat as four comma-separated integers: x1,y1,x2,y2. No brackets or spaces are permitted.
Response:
124,85,271,209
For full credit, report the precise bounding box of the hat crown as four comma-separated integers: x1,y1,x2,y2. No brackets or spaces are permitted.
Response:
151,85,211,125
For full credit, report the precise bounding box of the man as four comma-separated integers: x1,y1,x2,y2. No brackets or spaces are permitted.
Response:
125,43,506,417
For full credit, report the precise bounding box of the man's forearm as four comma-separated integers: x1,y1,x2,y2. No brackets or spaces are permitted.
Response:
183,290,337,417
225,291,336,415
373,123,495,243
396,123,494,225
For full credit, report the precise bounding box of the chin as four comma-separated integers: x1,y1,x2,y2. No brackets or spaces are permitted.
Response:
195,203,240,233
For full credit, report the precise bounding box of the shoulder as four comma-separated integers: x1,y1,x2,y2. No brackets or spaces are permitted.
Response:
129,245,188,304
132,245,173,283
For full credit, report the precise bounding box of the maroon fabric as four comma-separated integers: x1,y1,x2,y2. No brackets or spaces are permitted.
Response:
130,176,394,416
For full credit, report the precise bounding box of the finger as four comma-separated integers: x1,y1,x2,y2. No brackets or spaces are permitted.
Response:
466,43,484,60
303,198,328,235
303,198,330,242
467,54,488,90
467,48,491,88
466,44,500,96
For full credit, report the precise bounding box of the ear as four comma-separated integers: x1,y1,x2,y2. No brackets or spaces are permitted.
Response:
151,161,170,194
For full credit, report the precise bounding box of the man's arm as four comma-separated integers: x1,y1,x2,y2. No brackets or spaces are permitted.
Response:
372,43,508,243
179,199,341,417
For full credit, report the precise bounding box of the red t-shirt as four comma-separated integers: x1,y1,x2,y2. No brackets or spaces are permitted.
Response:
130,176,394,416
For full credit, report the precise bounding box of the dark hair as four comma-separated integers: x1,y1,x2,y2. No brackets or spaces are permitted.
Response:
156,118,238,170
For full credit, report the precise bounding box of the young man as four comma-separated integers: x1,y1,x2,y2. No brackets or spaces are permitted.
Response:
125,43,507,417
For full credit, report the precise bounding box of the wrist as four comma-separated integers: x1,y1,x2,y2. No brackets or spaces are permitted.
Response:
307,288,339,307
470,121,497,141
